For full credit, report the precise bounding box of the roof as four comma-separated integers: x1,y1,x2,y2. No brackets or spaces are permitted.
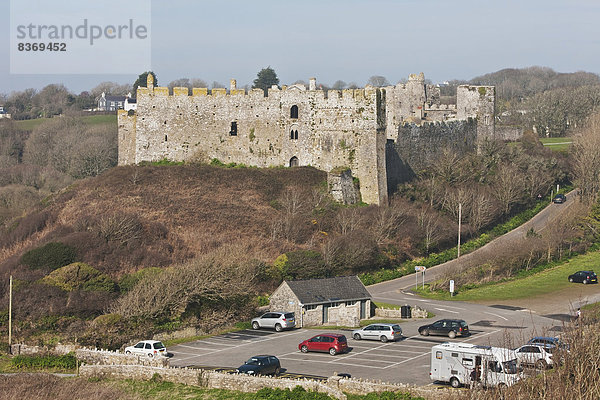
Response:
285,276,371,305
104,95,127,102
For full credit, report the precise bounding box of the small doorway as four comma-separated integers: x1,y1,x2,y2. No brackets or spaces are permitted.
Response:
360,301,366,319
289,156,299,167
322,304,329,324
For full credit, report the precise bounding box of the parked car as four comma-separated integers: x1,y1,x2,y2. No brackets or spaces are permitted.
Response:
124,340,167,358
298,334,348,355
236,355,281,375
527,336,568,350
251,312,296,332
552,194,567,204
515,344,554,369
568,270,598,284
418,319,469,338
352,323,402,342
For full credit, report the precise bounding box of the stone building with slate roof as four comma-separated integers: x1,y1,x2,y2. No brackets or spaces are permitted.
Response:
269,276,372,327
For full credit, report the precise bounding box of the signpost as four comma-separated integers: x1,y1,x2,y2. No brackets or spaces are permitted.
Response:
450,279,455,297
415,266,426,289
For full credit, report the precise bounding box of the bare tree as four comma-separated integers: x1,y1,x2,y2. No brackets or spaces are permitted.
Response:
417,207,442,254
335,207,362,235
367,76,390,87
332,80,347,90
573,112,600,202
492,163,525,215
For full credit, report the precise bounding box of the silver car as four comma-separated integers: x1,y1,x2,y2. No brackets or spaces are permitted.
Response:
251,312,295,332
352,323,403,342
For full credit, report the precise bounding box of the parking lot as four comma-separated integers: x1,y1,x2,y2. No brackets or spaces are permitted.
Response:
169,323,505,385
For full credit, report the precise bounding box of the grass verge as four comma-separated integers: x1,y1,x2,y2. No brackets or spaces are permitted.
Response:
415,250,600,301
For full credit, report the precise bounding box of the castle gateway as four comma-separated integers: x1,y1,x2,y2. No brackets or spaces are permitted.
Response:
118,73,495,205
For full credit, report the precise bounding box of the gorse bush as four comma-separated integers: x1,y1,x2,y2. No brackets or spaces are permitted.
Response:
20,242,77,270
11,353,77,370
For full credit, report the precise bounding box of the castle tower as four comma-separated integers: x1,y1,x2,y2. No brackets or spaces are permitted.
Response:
309,77,316,91
147,73,154,90
230,79,237,92
457,85,495,148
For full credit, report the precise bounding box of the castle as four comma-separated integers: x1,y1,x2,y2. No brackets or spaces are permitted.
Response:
118,73,495,205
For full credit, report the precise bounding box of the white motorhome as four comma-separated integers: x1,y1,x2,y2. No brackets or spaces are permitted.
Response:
430,342,522,388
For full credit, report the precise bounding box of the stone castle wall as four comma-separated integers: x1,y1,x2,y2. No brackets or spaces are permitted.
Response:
118,73,499,205
119,81,387,205
386,119,478,193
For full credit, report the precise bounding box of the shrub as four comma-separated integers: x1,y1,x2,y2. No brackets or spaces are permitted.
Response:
11,353,77,370
21,242,77,270
41,262,117,292
255,386,333,400
118,267,163,292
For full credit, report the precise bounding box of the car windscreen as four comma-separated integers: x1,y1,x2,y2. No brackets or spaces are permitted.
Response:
337,336,347,343
245,358,263,365
392,325,401,331
460,321,468,327
284,313,295,319
153,342,165,349
502,359,519,374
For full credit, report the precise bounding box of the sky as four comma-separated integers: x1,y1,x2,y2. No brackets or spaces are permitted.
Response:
1,0,600,94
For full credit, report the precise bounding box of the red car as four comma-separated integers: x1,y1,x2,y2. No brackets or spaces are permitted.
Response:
298,334,348,356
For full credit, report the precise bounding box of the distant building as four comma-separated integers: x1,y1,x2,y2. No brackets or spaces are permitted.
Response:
269,276,372,327
97,92,134,112
0,105,11,119
124,97,137,112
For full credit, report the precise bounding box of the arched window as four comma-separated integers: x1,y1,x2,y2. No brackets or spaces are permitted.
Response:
230,121,237,136
289,156,299,167
290,105,298,119
294,130,298,140
290,129,295,140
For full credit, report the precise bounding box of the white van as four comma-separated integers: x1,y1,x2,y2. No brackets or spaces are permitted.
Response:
430,342,521,388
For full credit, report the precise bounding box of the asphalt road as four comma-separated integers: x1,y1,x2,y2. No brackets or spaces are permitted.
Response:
169,191,581,385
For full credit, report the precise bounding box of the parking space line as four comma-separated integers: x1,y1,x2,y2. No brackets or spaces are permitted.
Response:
172,329,307,363
484,311,509,321
433,307,459,314
278,355,388,370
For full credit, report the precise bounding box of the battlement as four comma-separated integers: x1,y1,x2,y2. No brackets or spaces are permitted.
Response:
135,79,378,104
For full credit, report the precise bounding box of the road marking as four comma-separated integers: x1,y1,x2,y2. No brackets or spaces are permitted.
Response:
172,329,307,363
484,311,509,321
374,296,431,303
433,307,459,314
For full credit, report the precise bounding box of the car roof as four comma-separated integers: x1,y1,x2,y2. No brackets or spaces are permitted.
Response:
314,333,345,337
530,336,559,342
250,355,277,359
364,323,400,327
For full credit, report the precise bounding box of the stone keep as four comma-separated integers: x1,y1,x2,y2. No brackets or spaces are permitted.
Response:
118,74,495,205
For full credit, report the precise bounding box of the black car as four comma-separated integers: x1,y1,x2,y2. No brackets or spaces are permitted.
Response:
552,194,567,204
568,270,597,284
418,319,469,338
236,355,281,375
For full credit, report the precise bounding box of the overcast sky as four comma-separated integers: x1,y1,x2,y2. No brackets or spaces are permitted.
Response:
1,0,599,94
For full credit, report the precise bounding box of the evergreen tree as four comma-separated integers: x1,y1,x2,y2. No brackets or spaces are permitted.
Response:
132,71,158,96
252,67,279,95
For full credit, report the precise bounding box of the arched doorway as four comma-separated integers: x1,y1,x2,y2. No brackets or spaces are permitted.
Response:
289,156,299,167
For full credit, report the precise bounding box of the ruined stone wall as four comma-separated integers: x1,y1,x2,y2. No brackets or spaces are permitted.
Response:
328,168,359,204
124,83,387,205
386,119,477,192
456,85,496,146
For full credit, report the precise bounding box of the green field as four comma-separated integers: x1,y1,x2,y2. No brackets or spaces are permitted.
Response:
540,137,573,152
14,114,117,131
416,250,600,301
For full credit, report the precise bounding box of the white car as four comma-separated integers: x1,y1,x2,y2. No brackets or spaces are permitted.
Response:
515,344,554,369
352,323,403,342
124,340,167,358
